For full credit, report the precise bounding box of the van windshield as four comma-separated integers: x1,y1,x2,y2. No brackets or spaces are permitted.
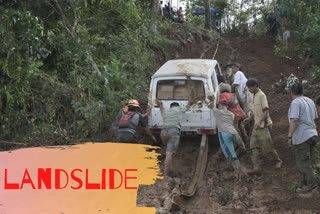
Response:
157,80,205,100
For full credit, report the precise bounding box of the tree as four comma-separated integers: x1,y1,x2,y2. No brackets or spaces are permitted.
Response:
204,0,211,29
150,0,159,32
0,0,157,144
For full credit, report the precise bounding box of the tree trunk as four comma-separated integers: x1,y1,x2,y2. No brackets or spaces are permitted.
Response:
150,0,159,32
204,0,211,29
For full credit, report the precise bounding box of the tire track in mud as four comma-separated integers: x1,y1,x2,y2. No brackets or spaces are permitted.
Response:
138,37,246,213
137,37,237,214
161,37,257,214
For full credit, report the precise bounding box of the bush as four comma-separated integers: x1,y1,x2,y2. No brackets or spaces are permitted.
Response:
254,19,269,37
279,0,320,61
186,14,206,28
304,66,320,97
0,2,156,145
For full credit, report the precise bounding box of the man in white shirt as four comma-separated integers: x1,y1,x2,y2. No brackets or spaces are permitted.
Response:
232,63,251,115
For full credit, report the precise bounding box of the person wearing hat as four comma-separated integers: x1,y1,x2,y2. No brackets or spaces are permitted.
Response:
209,94,246,180
112,99,156,144
155,98,196,176
231,63,252,115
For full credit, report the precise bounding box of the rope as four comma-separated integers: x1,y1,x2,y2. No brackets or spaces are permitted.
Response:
212,40,220,59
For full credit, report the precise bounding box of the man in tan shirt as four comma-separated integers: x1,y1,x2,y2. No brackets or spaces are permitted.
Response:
244,78,282,175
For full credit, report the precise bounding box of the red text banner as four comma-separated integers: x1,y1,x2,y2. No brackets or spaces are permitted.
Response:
0,143,161,214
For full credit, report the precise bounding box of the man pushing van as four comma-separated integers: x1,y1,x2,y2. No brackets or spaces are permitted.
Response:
156,98,196,176
112,99,156,143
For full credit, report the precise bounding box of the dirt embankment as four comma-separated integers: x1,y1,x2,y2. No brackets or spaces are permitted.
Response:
137,32,320,214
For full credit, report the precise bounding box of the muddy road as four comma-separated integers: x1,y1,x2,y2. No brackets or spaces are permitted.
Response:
137,34,320,214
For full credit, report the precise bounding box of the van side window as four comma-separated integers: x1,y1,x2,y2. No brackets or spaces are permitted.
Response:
211,75,216,93
217,74,225,84
211,73,219,93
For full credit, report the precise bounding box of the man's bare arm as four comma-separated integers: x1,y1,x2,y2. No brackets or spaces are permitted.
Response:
244,113,254,124
144,127,157,143
155,99,163,112
232,83,238,93
186,98,197,111
257,109,269,127
287,118,298,146
288,118,298,138
208,95,216,109
141,105,151,118
234,88,242,102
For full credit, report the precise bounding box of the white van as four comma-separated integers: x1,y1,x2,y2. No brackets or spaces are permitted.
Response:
148,59,222,138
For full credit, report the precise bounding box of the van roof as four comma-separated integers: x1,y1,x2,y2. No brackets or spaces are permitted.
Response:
152,59,218,79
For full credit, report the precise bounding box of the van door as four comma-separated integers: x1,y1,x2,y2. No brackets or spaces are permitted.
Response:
149,77,215,133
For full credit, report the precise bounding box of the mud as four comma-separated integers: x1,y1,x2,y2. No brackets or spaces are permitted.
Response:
137,34,320,213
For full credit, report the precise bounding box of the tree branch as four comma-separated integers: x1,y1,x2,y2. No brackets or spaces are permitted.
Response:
68,0,79,37
49,0,78,39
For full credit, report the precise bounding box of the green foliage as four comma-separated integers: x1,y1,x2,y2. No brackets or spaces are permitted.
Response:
277,0,320,100
237,7,253,22
191,0,205,7
274,38,289,58
211,0,229,16
0,0,157,145
0,8,51,138
187,14,206,27
278,0,320,61
304,66,320,97
309,66,320,80
254,18,269,36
